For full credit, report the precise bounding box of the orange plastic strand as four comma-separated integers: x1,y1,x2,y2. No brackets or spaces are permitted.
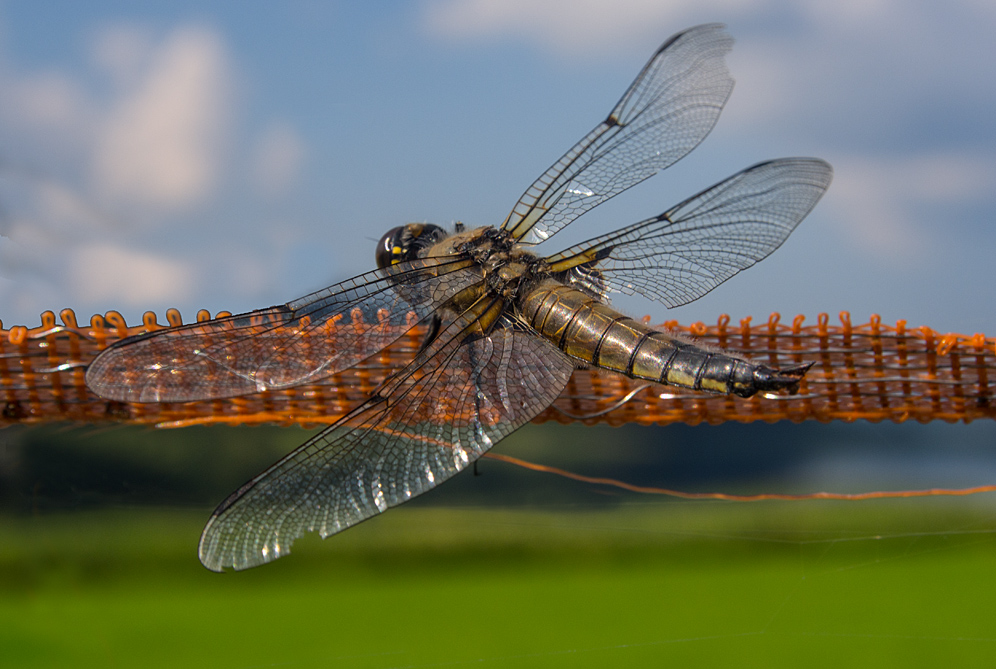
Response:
3,309,996,427
483,453,996,501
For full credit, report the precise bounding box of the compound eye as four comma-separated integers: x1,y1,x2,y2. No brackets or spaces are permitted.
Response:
375,226,405,269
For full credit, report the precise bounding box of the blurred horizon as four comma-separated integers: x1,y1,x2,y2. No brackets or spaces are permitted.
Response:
5,419,996,515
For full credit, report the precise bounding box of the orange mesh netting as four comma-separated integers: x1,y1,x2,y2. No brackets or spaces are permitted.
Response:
1,307,994,429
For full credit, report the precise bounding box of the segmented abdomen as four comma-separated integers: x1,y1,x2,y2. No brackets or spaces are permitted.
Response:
518,280,797,398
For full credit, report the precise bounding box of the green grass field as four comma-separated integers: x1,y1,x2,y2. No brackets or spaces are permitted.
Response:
3,498,996,668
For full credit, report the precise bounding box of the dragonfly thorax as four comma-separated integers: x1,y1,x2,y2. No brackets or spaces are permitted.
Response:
441,226,548,295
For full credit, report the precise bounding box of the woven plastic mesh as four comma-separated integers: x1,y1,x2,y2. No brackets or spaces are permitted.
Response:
2,308,994,428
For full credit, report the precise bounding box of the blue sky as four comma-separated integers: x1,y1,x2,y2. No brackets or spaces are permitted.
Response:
1,1,995,336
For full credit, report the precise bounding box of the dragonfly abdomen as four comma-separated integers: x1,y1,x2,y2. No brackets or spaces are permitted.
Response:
519,280,808,398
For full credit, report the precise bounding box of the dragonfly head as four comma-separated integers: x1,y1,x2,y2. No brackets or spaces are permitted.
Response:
376,223,448,268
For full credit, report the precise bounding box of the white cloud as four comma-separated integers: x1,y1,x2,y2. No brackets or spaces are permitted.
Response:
91,26,233,210
8,73,88,133
250,122,306,199
0,24,235,213
0,21,313,323
90,24,155,89
800,0,897,27
0,70,95,154
70,243,194,305
0,170,116,277
723,46,796,126
828,153,996,262
422,0,760,54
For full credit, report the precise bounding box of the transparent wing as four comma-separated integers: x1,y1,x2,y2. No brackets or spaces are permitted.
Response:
85,256,481,402
544,158,833,308
197,305,576,571
501,24,734,244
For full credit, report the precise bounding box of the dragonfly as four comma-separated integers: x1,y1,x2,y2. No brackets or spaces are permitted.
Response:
86,24,832,571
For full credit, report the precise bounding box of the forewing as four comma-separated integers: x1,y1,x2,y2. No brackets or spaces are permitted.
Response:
501,24,734,245
85,257,481,402
545,158,833,308
198,308,576,571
